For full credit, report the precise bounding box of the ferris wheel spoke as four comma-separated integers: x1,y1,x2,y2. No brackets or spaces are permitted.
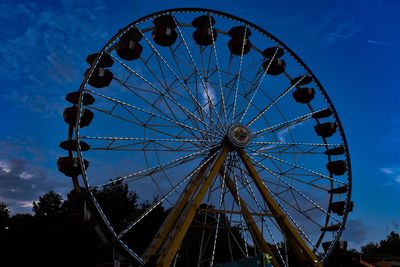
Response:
137,28,223,135
239,151,322,252
246,153,341,225
154,78,224,140
228,158,282,265
231,24,248,124
231,155,287,266
116,149,220,239
255,156,339,191
109,54,220,137
228,159,251,257
231,156,268,214
251,150,326,156
218,155,243,256
241,56,267,79
233,63,265,122
168,40,196,71
210,179,225,266
231,154,291,193
223,54,236,119
248,142,330,155
249,148,346,185
210,169,227,267
250,141,340,148
85,88,212,138
204,37,216,82
145,143,176,203
239,46,281,124
224,74,275,128
112,78,202,140
208,14,228,125
174,18,225,131
79,135,212,152
90,147,201,152
132,57,201,131
94,146,219,189
251,108,330,139
86,104,213,142
273,192,324,228
263,168,332,192
167,46,211,125
246,74,309,127
79,136,213,143
167,50,208,128
265,193,317,252
141,38,210,128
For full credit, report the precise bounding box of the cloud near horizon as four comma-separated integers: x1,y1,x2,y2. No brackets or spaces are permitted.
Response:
0,158,56,214
341,219,369,245
0,139,70,214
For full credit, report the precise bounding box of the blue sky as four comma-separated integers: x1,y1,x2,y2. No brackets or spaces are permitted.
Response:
0,0,399,250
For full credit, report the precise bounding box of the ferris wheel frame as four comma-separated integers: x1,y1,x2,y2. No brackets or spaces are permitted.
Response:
61,7,353,267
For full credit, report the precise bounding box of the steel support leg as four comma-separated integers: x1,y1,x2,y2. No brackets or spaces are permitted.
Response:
143,157,211,261
155,147,230,267
237,148,322,267
222,171,281,267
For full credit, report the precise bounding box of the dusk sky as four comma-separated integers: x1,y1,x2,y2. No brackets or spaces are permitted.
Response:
0,0,399,250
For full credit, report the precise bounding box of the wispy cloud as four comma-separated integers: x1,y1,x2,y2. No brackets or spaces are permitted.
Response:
0,139,71,214
0,2,37,20
0,158,55,214
0,0,110,114
201,82,217,108
365,39,391,45
306,6,363,47
0,138,54,162
341,219,369,244
388,219,400,231
380,167,400,184
276,121,305,143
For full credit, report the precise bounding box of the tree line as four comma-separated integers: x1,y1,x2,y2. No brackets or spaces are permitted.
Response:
0,184,399,267
0,183,249,267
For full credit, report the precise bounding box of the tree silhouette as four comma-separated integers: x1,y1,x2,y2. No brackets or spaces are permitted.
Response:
93,181,141,232
0,202,10,227
362,242,379,255
379,231,400,256
324,247,361,267
32,190,63,217
0,190,102,267
174,204,252,266
1,187,399,266
362,231,400,258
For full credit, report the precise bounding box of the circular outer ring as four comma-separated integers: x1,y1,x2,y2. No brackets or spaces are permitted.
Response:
74,7,352,264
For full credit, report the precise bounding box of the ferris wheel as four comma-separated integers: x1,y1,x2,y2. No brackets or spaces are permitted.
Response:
58,8,353,267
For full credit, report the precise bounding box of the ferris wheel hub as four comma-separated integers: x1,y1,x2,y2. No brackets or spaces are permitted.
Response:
227,124,251,148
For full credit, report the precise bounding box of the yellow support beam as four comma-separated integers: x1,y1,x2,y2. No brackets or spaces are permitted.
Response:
237,148,322,267
156,147,230,267
143,158,210,261
222,171,281,267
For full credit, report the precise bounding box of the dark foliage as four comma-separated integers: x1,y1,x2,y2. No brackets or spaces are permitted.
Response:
361,231,400,258
0,202,10,226
0,193,102,267
1,186,399,267
175,204,251,266
32,190,63,217
324,248,361,267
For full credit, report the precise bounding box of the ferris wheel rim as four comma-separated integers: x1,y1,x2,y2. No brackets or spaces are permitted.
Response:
68,7,353,265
